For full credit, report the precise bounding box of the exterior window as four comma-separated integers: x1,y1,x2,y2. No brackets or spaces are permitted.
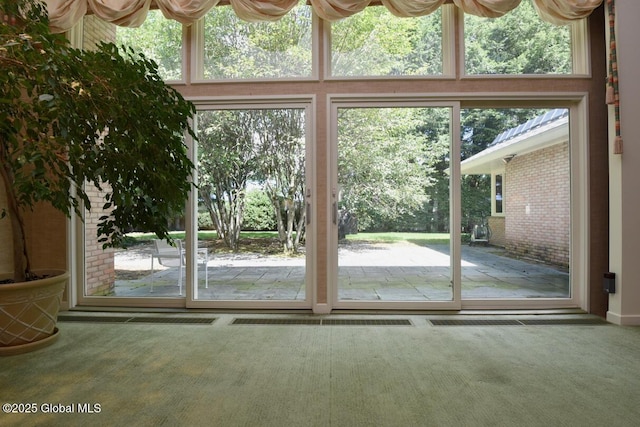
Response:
495,174,503,214
463,0,574,75
197,1,313,80
330,6,444,77
114,10,184,81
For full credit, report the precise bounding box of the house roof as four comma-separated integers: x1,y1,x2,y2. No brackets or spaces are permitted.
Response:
460,108,569,175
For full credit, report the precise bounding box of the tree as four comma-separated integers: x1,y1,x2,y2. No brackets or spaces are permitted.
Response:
331,6,442,76
198,108,307,253
464,0,571,74
0,0,196,283
337,108,433,231
202,3,312,79
254,109,306,253
115,10,183,80
197,110,258,250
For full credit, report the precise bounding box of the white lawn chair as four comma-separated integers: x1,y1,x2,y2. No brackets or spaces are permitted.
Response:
150,239,208,295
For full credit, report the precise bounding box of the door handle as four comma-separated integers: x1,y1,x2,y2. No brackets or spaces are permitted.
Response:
333,202,338,225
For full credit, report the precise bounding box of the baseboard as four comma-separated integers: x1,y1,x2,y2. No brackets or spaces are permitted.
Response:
606,311,640,325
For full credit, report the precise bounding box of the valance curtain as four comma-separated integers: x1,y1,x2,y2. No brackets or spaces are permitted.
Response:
46,0,603,33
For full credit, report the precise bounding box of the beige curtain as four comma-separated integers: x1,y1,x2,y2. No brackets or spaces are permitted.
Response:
47,0,87,33
452,0,521,18
533,0,604,25
44,0,604,33
231,0,299,22
311,0,371,21
381,0,446,18
87,0,151,27
155,0,220,25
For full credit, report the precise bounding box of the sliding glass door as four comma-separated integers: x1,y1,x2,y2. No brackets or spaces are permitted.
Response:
331,101,461,309
188,103,313,308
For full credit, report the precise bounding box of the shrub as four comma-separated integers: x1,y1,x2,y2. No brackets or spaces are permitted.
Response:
243,190,276,231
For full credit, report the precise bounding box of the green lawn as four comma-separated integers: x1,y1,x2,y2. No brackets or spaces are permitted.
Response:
124,230,465,249
344,232,452,246
124,230,277,243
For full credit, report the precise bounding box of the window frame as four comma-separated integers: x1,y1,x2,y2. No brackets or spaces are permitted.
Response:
492,172,505,217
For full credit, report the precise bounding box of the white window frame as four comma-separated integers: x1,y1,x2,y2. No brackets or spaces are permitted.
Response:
492,172,505,217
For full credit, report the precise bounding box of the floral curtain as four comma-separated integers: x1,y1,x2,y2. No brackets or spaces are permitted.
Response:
46,0,603,33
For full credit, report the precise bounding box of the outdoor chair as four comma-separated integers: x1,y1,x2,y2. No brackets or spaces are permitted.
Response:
150,239,209,295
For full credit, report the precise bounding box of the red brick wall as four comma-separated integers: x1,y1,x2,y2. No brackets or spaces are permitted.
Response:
82,17,117,296
505,142,570,267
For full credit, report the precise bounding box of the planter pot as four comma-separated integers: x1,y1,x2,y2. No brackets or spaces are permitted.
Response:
0,270,68,356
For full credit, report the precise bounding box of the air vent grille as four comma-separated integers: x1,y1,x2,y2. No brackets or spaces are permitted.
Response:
231,318,412,326
58,315,216,325
429,318,607,326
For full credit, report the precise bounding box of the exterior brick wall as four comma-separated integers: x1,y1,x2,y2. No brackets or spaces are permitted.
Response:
488,216,506,248
505,142,570,267
81,17,117,295
84,185,116,296
82,15,116,50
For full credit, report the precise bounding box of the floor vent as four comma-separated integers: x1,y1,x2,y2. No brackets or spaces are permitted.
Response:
429,318,607,326
231,318,412,326
430,319,522,326
321,319,412,326
58,315,216,325
519,318,607,326
232,318,321,325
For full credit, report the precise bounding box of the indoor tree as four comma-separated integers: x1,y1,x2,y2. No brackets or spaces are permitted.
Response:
0,0,196,283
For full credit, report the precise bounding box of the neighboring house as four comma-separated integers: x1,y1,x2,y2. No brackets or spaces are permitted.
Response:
461,109,570,268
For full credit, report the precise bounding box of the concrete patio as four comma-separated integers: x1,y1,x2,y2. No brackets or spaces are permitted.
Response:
108,242,569,301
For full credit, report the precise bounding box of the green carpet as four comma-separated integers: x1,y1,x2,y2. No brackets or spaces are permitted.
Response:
1,313,639,426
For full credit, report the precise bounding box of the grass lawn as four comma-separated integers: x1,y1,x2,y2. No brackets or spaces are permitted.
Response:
125,230,460,251
344,232,452,246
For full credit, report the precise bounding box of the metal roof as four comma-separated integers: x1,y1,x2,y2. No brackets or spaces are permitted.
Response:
489,108,568,147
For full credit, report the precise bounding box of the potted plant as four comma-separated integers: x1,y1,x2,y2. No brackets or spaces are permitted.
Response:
0,0,196,354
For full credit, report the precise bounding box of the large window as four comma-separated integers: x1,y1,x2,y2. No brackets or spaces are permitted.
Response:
75,3,595,311
463,0,576,75
115,10,184,81
330,6,444,77
194,1,313,80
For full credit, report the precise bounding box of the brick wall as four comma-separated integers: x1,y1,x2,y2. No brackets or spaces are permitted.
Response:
82,16,117,295
82,15,116,51
505,142,570,267
488,216,505,248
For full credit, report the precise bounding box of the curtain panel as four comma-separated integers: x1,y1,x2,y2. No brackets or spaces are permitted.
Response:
45,0,603,33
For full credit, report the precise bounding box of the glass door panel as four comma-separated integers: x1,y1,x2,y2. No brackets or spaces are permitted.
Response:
460,108,571,300
335,106,455,304
83,192,187,299
192,107,308,304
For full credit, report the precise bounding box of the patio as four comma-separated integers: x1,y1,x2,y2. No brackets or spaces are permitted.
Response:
109,241,570,301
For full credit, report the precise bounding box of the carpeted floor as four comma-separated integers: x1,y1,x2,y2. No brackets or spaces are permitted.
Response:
1,312,639,426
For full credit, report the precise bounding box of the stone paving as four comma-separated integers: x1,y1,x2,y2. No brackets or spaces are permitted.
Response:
110,241,570,301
